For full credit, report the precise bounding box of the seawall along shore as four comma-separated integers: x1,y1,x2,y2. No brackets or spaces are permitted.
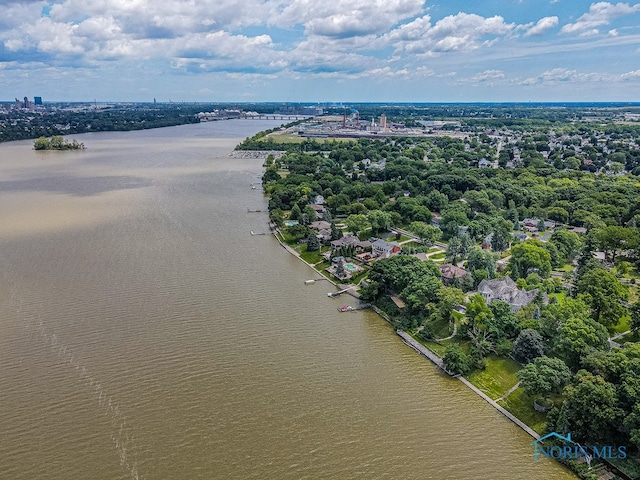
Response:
271,230,541,441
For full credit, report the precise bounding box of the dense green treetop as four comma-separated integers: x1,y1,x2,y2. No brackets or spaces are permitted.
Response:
33,135,84,150
556,370,623,444
517,356,572,398
576,268,629,326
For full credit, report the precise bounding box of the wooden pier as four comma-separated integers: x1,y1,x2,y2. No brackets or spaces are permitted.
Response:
337,303,371,312
327,285,357,297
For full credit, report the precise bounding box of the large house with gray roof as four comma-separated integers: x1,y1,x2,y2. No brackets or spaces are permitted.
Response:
477,277,545,312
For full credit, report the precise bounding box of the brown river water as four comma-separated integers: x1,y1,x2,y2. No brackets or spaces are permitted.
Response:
0,121,574,479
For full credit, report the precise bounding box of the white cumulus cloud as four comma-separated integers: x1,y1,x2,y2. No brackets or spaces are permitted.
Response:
524,16,559,36
277,0,424,37
387,12,515,55
561,2,640,35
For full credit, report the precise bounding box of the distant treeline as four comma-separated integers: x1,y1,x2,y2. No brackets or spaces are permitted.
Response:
0,102,316,143
6,102,640,143
321,103,640,126
0,106,206,143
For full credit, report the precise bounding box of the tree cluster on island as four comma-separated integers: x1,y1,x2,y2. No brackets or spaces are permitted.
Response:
242,106,640,477
33,135,85,150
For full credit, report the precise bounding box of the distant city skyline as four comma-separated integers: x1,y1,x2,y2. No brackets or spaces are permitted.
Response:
2,1,640,103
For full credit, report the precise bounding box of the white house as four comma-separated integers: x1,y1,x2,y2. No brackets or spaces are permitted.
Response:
372,239,401,258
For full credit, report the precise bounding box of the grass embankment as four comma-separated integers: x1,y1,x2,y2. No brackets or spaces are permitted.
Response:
425,341,447,357
465,355,552,435
266,133,305,143
630,285,638,303
383,279,577,436
299,249,324,265
266,132,351,144
467,355,521,400
611,316,631,335
430,315,456,338
608,456,640,479
393,305,568,439
499,388,549,434
556,264,574,273
400,241,421,249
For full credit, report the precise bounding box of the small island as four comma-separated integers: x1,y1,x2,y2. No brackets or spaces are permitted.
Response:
33,135,85,150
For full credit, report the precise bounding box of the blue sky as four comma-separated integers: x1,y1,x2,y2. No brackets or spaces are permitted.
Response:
2,1,640,102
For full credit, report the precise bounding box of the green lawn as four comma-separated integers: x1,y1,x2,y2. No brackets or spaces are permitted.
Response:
266,133,305,143
499,387,548,434
610,315,631,335
299,249,325,265
427,246,442,253
407,332,448,357
429,252,446,260
608,455,640,479
467,355,521,400
349,269,370,285
267,133,353,144
401,241,421,249
618,330,640,344
425,341,447,357
408,336,549,434
630,285,638,303
548,292,566,304
556,264,574,273
316,262,333,280
282,232,300,245
429,315,455,339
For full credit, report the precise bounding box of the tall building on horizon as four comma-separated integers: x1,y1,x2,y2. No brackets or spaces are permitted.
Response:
379,114,387,131
34,96,43,105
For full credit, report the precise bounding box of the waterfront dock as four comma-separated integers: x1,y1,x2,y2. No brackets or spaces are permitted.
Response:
327,285,357,297
337,303,371,312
